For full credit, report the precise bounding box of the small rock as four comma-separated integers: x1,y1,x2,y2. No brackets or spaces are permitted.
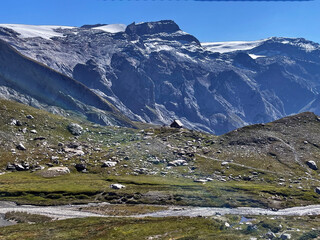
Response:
221,161,229,166
224,222,230,228
306,160,318,170
168,159,188,167
265,231,276,239
16,143,26,151
30,129,37,134
315,187,320,194
280,233,291,240
110,184,125,189
67,123,83,136
194,179,207,183
101,161,117,168
26,115,34,119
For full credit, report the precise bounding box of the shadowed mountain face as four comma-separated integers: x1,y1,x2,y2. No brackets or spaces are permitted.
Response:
0,39,134,128
0,21,320,134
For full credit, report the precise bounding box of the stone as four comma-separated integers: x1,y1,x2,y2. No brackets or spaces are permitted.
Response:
315,187,320,194
280,233,291,240
194,179,207,183
75,163,86,172
6,163,16,171
221,161,229,166
306,160,318,170
67,123,83,136
15,164,25,171
110,183,125,189
265,231,276,239
48,167,70,174
168,159,188,167
30,129,37,134
26,115,34,119
101,161,117,168
16,143,26,150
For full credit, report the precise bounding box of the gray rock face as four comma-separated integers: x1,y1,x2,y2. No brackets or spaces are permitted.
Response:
306,160,318,170
67,123,83,136
1,22,320,134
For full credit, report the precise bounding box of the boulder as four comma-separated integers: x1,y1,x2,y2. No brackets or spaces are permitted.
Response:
280,233,291,240
168,159,188,167
75,163,86,172
6,163,16,171
16,143,26,150
67,123,83,136
48,167,70,174
306,160,318,170
110,184,125,189
101,161,117,168
15,164,25,171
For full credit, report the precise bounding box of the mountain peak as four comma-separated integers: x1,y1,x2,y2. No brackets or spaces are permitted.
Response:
125,20,180,36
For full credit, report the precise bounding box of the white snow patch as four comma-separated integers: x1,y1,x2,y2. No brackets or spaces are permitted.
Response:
92,24,126,33
248,54,265,59
0,24,75,40
201,40,266,53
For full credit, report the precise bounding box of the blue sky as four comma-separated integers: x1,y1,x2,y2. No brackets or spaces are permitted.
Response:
1,0,320,43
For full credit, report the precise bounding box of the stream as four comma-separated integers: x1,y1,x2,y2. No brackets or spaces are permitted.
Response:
1,201,320,227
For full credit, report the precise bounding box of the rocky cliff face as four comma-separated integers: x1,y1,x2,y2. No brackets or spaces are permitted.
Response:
0,21,320,134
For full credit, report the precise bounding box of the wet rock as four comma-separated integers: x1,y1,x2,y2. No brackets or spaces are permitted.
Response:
16,143,26,150
110,183,125,189
67,123,83,136
306,160,318,170
101,161,117,168
168,159,188,167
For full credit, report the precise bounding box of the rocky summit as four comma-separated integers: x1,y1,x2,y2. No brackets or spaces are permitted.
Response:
1,21,320,134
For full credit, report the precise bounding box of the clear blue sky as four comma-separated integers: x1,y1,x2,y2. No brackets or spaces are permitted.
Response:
1,0,320,43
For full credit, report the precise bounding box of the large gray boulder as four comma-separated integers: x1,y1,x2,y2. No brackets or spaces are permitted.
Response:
67,123,83,136
306,160,318,170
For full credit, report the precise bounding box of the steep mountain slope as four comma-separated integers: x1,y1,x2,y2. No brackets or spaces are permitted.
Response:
0,21,320,134
0,39,134,127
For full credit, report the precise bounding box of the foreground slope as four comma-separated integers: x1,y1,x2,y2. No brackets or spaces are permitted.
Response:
0,99,319,210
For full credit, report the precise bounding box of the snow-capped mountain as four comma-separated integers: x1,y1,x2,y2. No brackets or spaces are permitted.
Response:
0,20,320,134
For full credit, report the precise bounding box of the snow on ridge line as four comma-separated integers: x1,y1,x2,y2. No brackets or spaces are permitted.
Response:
0,24,75,40
201,39,266,53
92,24,126,33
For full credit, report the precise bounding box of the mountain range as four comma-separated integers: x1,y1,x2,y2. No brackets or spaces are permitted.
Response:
0,20,320,134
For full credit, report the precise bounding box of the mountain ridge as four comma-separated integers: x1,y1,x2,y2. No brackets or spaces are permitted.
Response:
0,20,320,134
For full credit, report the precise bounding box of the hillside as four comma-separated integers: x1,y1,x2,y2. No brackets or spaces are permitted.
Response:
0,99,319,210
